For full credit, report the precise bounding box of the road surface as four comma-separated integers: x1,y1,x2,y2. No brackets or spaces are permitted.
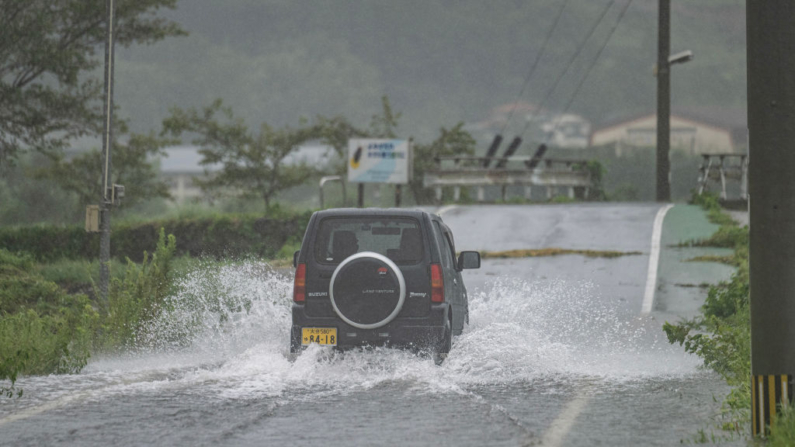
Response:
0,204,741,446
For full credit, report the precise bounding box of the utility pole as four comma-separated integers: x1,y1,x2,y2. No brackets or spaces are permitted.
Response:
748,0,795,436
99,0,116,301
655,0,671,202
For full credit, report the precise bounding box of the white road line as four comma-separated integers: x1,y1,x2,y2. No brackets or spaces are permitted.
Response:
641,204,674,315
541,393,590,447
436,204,458,217
0,393,82,426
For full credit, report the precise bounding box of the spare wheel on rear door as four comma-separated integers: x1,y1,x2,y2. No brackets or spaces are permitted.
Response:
329,252,406,329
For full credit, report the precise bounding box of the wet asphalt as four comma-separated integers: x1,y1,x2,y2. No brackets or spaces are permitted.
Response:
0,204,743,446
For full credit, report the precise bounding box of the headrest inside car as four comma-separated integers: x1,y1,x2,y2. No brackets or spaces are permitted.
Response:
398,228,422,261
332,230,358,260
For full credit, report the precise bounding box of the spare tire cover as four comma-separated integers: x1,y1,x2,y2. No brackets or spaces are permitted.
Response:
329,252,406,329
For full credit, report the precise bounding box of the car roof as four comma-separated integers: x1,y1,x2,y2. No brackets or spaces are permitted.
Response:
312,207,440,221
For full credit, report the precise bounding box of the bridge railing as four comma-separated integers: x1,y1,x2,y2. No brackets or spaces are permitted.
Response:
423,155,594,202
697,153,748,200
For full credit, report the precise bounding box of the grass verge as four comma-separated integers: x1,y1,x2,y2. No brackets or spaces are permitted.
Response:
482,248,642,259
683,254,739,267
769,405,795,446
1,226,298,398
664,192,755,440
0,250,98,397
0,229,177,397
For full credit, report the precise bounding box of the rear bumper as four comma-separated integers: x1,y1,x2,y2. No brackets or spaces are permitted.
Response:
290,302,449,352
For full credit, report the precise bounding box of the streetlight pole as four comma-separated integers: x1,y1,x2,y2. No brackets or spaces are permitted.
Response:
99,0,116,301
656,0,671,202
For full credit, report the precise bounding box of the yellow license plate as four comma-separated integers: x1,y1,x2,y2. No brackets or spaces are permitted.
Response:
302,327,337,346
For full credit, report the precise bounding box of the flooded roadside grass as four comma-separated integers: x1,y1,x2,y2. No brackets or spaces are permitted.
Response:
683,254,738,266
663,193,752,441
482,248,642,259
1,228,295,398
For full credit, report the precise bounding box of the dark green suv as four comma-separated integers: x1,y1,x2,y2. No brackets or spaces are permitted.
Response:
290,208,480,360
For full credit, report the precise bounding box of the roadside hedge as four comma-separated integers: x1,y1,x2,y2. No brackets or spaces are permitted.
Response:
0,212,312,262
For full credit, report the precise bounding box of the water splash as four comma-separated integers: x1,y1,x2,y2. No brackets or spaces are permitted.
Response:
1,259,704,420
76,261,700,400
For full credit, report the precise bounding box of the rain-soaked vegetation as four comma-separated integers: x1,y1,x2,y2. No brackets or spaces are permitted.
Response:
664,192,751,440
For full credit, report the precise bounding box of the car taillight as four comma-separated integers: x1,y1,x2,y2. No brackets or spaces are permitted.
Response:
293,263,306,302
430,263,444,303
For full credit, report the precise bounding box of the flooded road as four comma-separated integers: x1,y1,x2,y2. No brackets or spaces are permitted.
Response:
0,204,739,446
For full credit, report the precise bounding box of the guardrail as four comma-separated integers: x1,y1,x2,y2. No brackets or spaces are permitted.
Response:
319,175,346,208
697,153,748,200
423,155,594,202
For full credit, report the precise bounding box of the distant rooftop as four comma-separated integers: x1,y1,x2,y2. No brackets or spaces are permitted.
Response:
158,146,218,174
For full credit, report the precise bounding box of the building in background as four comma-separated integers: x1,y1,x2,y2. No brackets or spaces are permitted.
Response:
467,102,592,151
158,146,218,204
540,114,591,149
590,110,747,156
158,145,334,204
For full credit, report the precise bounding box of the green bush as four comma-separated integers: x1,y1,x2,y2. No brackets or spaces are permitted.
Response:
0,248,35,270
691,191,737,226
100,229,176,350
0,225,93,262
579,160,607,201
36,258,126,293
276,234,303,260
0,249,98,395
1,348,25,397
1,230,183,397
0,308,95,376
549,195,576,204
663,281,750,418
0,249,96,321
770,405,795,447
698,225,748,249
664,195,751,435
0,211,312,262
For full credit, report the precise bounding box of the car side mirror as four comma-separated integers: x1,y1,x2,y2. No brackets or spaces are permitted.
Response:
457,251,481,270
293,250,301,268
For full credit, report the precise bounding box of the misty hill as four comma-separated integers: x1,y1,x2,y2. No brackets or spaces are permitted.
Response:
113,0,746,150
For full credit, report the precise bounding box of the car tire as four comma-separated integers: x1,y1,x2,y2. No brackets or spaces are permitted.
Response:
433,320,452,365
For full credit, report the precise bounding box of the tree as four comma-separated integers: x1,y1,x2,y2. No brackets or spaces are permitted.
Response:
162,100,317,209
367,95,401,140
314,115,369,164
410,123,476,204
0,151,81,224
33,122,174,208
0,0,185,165
315,96,400,168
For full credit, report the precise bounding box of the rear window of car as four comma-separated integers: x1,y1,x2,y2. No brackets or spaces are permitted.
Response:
313,217,424,265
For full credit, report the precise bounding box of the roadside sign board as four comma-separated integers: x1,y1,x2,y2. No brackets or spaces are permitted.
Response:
348,139,411,184
85,205,100,232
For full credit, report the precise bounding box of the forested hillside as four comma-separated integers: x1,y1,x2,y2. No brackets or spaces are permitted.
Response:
113,0,746,144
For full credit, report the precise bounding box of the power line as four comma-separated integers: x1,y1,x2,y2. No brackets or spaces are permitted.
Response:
499,0,570,136
520,0,616,136
544,0,633,145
